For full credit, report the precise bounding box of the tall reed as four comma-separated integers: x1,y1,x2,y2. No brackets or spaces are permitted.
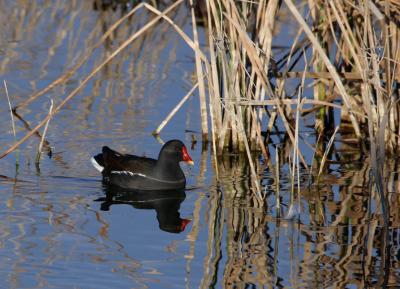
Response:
173,0,400,212
190,0,399,156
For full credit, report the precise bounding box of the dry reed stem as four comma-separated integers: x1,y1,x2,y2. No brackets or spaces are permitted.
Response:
296,57,310,211
308,131,323,184
197,0,221,176
316,126,339,184
206,0,222,134
234,105,263,200
207,0,228,154
202,1,220,177
11,110,53,155
288,64,306,218
206,82,220,180
0,0,184,159
189,0,208,141
210,0,261,152
365,3,387,135
275,146,280,214
4,81,16,140
368,0,385,20
283,0,362,137
250,108,269,160
361,2,390,226
36,99,54,164
219,54,237,151
153,82,199,135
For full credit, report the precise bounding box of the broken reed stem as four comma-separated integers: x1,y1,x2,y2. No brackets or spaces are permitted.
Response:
11,109,53,155
207,78,220,181
308,131,323,186
288,58,307,218
0,0,184,159
289,87,301,214
4,81,16,140
36,99,54,164
153,82,199,135
4,80,19,165
316,126,339,184
275,146,280,217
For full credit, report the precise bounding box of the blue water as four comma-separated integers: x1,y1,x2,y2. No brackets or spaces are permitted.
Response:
0,1,399,288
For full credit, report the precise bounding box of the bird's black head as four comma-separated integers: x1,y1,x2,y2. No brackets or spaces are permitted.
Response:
159,140,194,165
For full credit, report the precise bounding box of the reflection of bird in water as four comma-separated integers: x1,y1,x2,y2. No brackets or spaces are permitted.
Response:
95,186,191,233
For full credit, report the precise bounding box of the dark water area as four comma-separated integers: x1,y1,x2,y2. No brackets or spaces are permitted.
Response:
1,1,400,288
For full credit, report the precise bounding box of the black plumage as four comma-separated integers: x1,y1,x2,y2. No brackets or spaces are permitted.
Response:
91,140,194,190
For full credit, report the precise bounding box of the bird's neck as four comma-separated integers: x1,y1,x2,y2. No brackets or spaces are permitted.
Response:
155,157,184,180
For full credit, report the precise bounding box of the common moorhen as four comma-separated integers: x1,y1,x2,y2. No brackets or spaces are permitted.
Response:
91,139,194,190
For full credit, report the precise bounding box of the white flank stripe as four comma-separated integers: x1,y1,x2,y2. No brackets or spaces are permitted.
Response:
91,157,104,172
110,170,146,177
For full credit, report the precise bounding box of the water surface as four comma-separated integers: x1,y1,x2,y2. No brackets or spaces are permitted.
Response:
0,1,399,288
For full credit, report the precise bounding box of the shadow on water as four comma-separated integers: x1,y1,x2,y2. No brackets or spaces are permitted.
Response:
95,185,191,233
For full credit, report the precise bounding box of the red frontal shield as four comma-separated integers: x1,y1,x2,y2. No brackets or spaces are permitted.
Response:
182,146,194,165
180,219,191,231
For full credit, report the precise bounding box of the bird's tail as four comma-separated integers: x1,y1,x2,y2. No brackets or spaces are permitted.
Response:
91,153,105,172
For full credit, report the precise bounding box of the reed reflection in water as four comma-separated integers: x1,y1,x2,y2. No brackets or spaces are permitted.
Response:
194,151,400,289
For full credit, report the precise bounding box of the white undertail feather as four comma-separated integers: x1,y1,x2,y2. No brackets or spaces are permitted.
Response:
91,157,104,172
